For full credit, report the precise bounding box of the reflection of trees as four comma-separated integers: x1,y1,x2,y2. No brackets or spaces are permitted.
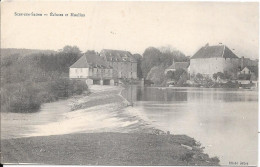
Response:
135,88,188,102
166,90,188,101
186,89,258,102
132,87,257,103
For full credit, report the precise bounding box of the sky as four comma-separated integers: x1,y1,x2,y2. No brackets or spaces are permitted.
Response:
1,1,259,59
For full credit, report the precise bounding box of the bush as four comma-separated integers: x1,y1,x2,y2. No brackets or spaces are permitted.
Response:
48,78,88,98
180,152,194,162
1,78,88,113
2,82,41,113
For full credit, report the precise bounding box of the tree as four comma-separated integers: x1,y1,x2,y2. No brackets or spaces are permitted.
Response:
146,66,166,86
141,47,162,78
159,45,188,62
85,50,97,55
132,53,143,79
60,45,81,54
216,72,225,80
165,71,174,80
213,73,218,81
141,46,188,79
54,45,82,73
224,71,232,80
194,73,204,84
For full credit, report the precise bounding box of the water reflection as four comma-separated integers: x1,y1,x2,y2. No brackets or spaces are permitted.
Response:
123,86,258,166
122,86,258,103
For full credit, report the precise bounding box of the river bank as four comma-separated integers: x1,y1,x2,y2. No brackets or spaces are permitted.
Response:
1,85,220,165
1,132,219,165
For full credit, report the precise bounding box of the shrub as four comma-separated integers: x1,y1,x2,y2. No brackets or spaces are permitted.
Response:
1,78,88,113
48,78,88,98
180,152,194,162
2,82,41,113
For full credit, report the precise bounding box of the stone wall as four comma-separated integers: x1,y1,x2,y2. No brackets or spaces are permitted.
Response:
190,57,240,76
107,61,137,79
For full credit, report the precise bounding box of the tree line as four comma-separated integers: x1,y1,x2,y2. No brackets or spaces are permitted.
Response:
1,46,88,113
1,45,189,112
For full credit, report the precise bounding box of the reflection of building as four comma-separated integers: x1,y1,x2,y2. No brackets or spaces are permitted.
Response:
190,44,240,77
69,53,114,85
100,49,137,79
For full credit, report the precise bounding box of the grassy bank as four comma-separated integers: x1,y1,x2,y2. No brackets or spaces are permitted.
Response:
1,48,87,113
1,133,219,166
1,78,88,113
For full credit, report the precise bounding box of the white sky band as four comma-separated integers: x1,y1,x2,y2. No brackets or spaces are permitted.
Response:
1,1,259,59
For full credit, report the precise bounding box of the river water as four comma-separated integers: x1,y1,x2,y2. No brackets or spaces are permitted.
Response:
122,86,258,166
1,86,258,166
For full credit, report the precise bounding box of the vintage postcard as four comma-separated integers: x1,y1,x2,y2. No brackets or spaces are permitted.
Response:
1,1,259,166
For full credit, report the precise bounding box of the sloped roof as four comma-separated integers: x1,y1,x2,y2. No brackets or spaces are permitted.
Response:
191,45,238,59
175,62,190,69
166,62,189,69
70,53,111,68
244,66,258,74
100,49,137,62
166,64,175,69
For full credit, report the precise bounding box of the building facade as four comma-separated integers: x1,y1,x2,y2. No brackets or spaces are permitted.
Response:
69,53,114,85
100,49,138,79
190,44,240,77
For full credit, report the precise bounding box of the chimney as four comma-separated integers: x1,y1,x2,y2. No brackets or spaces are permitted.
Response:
205,43,209,47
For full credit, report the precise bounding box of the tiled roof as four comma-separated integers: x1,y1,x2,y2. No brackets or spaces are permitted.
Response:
166,62,189,69
100,49,137,62
166,64,175,69
175,62,190,69
70,53,111,68
191,45,238,59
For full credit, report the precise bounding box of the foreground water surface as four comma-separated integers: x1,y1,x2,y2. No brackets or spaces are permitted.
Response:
1,86,258,166
122,86,258,166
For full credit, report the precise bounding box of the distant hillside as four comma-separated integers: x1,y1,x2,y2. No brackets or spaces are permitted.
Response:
1,48,57,57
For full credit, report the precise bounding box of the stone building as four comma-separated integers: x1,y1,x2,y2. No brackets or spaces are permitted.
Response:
239,66,258,81
69,53,114,85
100,49,137,79
190,44,240,77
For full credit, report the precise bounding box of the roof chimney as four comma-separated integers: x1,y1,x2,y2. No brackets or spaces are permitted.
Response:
205,43,209,47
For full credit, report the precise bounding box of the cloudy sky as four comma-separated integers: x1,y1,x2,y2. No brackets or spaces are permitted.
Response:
1,1,259,59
